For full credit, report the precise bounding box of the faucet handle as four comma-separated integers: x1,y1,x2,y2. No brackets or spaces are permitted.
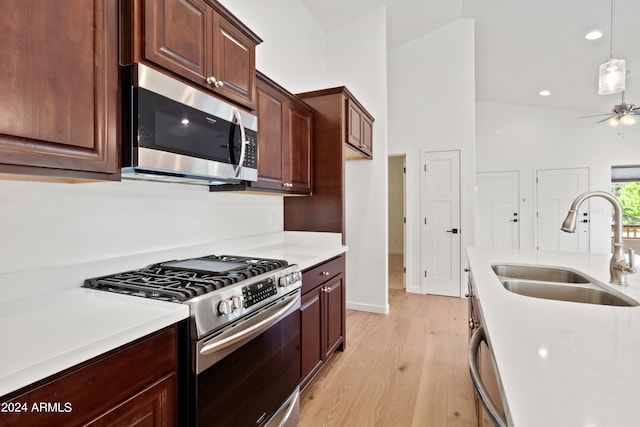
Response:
628,248,635,269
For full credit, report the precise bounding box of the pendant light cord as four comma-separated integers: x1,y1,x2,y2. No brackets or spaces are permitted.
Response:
610,0,615,59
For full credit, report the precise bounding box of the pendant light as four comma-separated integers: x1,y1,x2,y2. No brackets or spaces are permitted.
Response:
599,0,625,95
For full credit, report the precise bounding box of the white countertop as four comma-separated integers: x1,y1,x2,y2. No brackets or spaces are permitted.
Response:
0,231,346,398
466,247,640,427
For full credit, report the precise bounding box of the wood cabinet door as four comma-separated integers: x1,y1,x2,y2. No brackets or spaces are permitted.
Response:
347,100,363,149
143,0,211,86
324,275,344,358
360,114,373,158
85,373,177,427
255,81,287,190
0,0,119,179
287,101,313,193
300,287,323,388
212,13,257,109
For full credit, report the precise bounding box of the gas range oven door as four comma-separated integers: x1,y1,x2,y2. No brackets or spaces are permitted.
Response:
193,291,301,427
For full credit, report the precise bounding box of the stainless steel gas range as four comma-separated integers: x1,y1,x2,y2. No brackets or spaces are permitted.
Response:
84,254,302,427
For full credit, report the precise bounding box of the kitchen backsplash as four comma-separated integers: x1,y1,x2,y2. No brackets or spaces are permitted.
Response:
0,179,283,275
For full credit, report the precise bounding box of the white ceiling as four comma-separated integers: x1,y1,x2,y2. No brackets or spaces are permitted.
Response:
300,0,640,115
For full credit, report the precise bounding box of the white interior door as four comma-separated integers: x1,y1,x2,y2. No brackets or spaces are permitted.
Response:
422,150,461,297
476,171,520,249
537,168,590,252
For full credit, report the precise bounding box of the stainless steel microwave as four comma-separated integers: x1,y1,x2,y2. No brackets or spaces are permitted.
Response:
121,63,258,185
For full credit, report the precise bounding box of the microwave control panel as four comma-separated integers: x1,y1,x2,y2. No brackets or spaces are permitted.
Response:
244,133,257,168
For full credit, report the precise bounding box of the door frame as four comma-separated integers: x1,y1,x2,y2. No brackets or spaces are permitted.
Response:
387,153,407,290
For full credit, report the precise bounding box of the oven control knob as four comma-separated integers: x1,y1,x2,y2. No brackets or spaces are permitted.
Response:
294,272,302,282
218,299,233,315
279,276,290,287
232,295,244,310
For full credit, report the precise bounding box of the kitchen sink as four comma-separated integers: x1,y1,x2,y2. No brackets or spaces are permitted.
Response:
501,280,637,307
492,264,639,307
491,264,590,284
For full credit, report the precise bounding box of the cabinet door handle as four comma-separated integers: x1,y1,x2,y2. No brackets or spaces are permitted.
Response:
321,271,330,276
206,76,224,88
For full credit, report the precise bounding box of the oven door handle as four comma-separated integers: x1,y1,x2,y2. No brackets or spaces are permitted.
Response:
468,326,508,427
200,293,300,356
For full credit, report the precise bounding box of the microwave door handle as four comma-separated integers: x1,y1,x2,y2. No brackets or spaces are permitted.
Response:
232,107,247,177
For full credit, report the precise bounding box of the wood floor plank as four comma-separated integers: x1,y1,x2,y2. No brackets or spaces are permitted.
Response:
299,290,477,426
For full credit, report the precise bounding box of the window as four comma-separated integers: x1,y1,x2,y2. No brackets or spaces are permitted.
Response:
612,166,640,238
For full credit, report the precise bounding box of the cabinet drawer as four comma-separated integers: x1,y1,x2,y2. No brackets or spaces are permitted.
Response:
302,255,344,295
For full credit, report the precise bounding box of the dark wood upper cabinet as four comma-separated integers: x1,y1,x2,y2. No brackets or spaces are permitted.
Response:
284,86,373,241
254,72,313,194
288,101,313,192
142,0,210,85
255,79,287,189
123,0,262,110
346,98,373,159
212,13,258,108
0,0,120,181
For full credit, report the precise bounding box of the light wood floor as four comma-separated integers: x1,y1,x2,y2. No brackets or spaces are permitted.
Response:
299,289,476,427
388,254,404,290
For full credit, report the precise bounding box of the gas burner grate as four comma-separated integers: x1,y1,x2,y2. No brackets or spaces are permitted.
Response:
83,254,289,302
83,271,212,302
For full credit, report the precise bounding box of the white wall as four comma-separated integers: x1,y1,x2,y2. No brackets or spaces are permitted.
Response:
388,19,476,296
0,180,283,274
476,101,640,253
325,7,390,314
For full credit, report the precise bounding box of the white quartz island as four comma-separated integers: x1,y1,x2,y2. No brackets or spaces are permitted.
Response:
466,247,640,427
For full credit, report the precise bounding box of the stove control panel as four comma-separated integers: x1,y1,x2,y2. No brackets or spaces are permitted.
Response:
242,277,278,309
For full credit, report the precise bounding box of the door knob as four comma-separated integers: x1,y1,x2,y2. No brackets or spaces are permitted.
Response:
446,228,459,234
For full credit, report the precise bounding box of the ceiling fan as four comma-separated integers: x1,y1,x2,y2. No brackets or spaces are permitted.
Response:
580,91,640,125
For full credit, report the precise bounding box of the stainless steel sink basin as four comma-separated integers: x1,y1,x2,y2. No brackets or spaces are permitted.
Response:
501,280,638,307
492,263,639,307
491,264,590,283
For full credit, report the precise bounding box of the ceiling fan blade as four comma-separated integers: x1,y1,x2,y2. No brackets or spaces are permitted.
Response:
596,114,617,124
629,109,640,115
578,113,614,119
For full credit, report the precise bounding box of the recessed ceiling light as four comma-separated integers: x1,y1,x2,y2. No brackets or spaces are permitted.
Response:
585,30,603,40
539,90,551,97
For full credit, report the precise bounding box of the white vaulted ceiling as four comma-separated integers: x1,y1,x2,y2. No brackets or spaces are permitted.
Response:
301,0,640,114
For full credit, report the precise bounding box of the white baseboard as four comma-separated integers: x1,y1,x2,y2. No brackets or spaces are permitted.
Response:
346,301,389,314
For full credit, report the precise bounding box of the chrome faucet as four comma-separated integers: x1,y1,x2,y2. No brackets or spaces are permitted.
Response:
561,191,636,285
